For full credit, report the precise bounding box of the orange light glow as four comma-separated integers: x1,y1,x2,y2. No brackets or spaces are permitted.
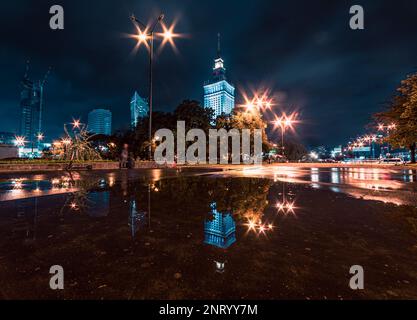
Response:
62,138,71,145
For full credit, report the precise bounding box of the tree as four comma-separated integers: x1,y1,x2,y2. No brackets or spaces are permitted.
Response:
375,73,417,163
174,100,214,133
58,124,101,161
283,140,308,161
216,109,272,153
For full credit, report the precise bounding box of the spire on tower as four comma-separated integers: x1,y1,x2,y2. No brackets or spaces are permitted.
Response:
217,33,221,58
23,60,30,80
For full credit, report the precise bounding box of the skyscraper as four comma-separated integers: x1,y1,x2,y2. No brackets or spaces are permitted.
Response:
19,63,49,147
130,91,149,128
88,109,112,135
204,203,236,249
203,34,235,118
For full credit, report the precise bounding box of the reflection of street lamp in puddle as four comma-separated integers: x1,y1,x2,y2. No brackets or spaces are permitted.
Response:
70,202,79,210
245,219,275,235
12,179,23,190
215,260,225,273
275,183,297,216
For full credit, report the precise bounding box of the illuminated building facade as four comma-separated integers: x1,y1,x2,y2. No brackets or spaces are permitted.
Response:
88,109,112,135
130,91,149,128
20,76,41,146
204,203,236,249
203,34,235,118
0,132,15,145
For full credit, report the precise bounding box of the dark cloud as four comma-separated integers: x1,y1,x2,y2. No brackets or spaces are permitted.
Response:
1,0,417,147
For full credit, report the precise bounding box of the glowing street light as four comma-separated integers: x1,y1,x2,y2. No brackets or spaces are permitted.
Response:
272,113,298,158
244,100,256,112
72,119,81,129
14,136,26,147
129,13,182,160
37,133,44,141
246,219,257,231
243,93,273,113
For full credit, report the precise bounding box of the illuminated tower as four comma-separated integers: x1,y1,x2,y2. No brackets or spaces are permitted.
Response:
204,202,236,249
203,34,235,118
130,91,149,128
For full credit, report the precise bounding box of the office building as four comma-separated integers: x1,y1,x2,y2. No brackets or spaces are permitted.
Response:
88,109,112,135
130,91,149,128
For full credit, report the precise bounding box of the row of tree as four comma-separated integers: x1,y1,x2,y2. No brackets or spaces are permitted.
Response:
375,72,417,163
90,99,308,162
111,100,269,160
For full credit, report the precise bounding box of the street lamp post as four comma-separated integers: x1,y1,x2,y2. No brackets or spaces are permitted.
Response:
130,14,164,161
273,115,296,158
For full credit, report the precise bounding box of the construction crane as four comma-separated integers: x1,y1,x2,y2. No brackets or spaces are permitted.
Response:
38,66,52,135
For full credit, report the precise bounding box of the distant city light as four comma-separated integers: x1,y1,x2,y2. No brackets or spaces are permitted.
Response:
310,152,319,160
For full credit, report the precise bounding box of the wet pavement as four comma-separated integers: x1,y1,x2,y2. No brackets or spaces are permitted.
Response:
0,166,417,300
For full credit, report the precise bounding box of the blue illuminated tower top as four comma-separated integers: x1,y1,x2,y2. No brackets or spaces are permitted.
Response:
204,33,235,118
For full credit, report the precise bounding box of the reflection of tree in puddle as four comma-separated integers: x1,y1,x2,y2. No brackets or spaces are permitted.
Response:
146,177,301,240
60,174,302,250
61,172,110,216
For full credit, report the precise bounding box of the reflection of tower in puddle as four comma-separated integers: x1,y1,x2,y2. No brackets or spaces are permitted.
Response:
330,168,341,192
204,203,236,273
14,197,38,242
204,203,236,249
310,168,320,188
128,183,152,239
403,170,417,182
86,191,110,218
128,199,147,238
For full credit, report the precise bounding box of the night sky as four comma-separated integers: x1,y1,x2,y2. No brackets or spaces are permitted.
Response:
1,0,417,147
